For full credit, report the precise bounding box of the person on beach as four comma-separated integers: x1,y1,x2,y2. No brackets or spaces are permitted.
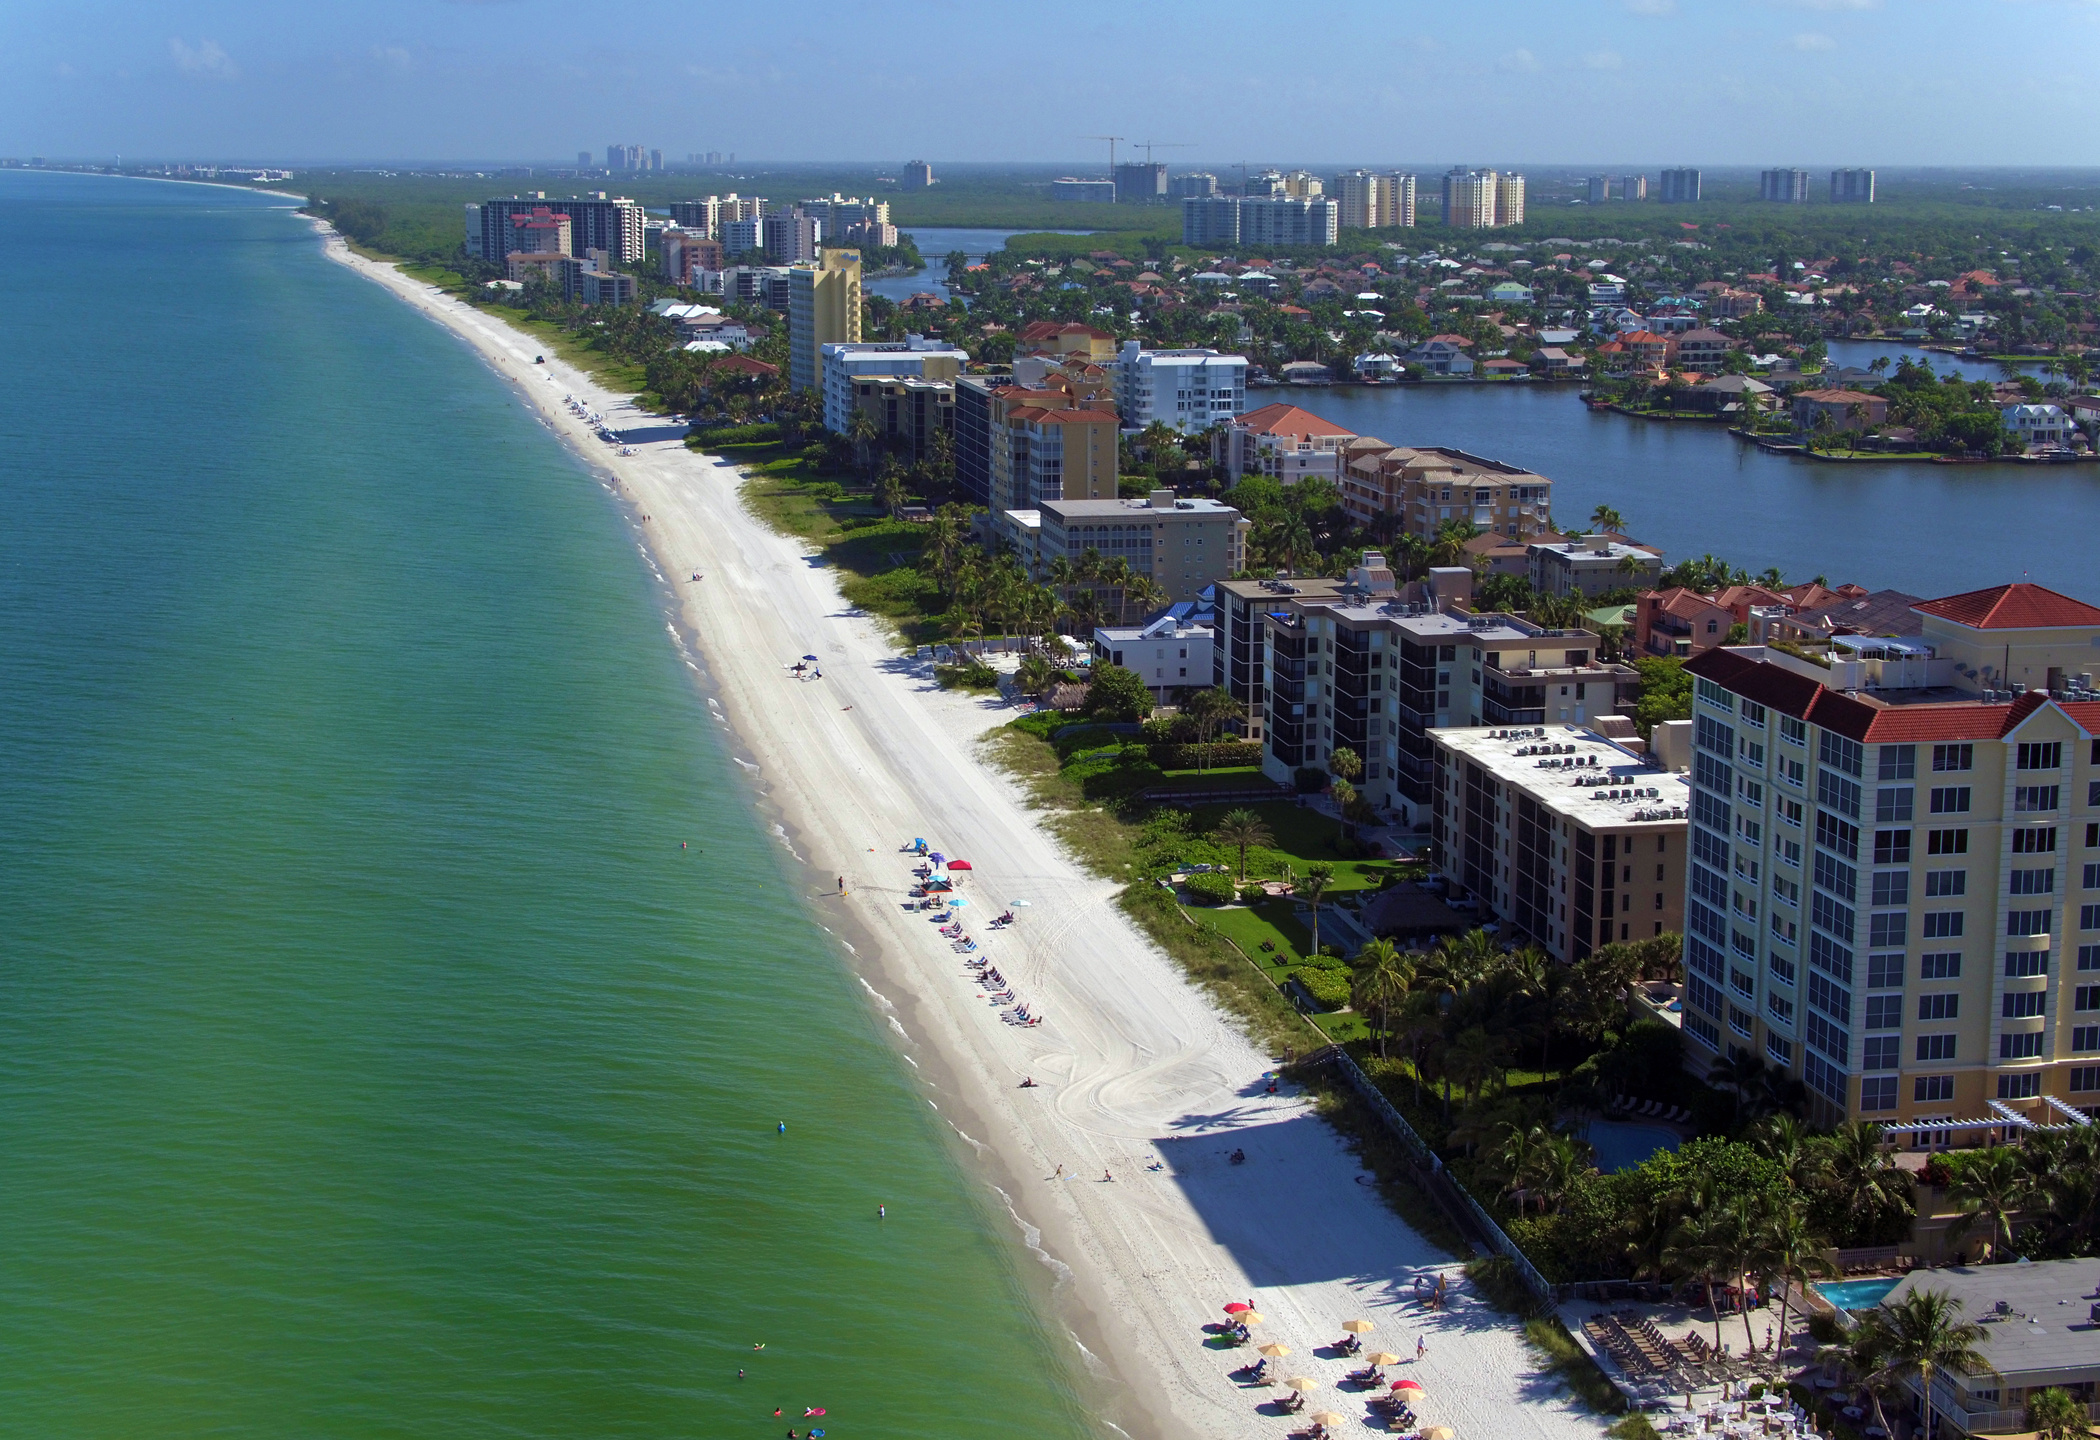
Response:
1416,1336,1426,1361
877,1204,885,1219
1053,1164,1063,1179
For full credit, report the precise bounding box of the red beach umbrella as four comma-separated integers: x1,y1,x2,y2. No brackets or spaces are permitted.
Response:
1223,1302,1253,1314
948,860,973,871
1394,1379,1426,1394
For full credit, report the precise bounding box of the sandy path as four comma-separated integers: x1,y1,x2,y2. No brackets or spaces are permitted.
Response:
320,232,1607,1440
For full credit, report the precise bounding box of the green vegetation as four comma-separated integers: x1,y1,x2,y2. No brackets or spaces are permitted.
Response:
1182,872,1236,905
1631,656,1692,737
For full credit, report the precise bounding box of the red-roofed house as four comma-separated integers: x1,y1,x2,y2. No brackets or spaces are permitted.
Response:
1636,587,1737,658
1220,402,1357,482
1014,320,1118,363
1914,583,2100,695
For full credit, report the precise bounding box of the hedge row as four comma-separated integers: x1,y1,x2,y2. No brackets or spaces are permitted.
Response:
1149,741,1266,770
1291,967,1353,1010
1183,872,1237,905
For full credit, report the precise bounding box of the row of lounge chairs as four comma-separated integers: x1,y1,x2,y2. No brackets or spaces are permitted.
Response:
1611,1094,1692,1123
1583,1314,1681,1380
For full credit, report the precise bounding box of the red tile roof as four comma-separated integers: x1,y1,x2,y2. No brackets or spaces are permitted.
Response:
1234,402,1354,440
1683,648,2100,743
1912,583,2100,631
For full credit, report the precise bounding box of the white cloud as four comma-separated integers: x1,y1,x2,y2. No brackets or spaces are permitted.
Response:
1789,30,1839,48
1499,47,1542,72
1582,49,1625,69
168,38,237,79
1625,0,1677,14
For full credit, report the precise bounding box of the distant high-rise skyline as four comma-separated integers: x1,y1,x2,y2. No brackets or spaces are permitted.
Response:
3,2,2088,164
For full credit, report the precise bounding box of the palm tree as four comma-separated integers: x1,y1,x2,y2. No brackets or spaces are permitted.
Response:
1182,687,1244,771
1528,1131,1595,1215
1014,652,1056,704
1756,1197,1833,1366
1589,503,1625,534
1816,1308,1900,1440
1422,928,1500,999
1948,1145,2031,1262
1818,1120,1915,1248
1663,1204,1737,1351
1392,992,1443,1106
1443,1025,1507,1109
2028,1385,2088,1440
1750,1113,1815,1191
1351,940,1414,1057
1707,1051,1773,1126
1298,863,1336,958
1497,1123,1553,1212
1880,1288,1999,1440
1213,808,1273,883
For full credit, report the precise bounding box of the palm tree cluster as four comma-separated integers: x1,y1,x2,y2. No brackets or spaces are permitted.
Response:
1928,1122,2100,1264
911,507,1170,646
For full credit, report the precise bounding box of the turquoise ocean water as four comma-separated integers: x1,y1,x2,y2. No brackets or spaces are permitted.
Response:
0,173,1089,1439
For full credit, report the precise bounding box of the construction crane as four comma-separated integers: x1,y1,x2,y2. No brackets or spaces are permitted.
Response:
1130,141,1192,164
1080,135,1125,175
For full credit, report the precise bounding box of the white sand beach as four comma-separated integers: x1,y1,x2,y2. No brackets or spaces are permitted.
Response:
321,230,1610,1440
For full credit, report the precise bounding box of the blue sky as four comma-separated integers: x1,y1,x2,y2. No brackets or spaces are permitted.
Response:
4,0,2098,166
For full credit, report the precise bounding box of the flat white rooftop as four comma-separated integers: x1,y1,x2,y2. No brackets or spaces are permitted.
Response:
1433,723,1689,829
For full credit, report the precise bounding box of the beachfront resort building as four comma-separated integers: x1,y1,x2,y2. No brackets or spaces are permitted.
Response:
789,248,862,395
849,376,953,461
660,229,725,286
1331,171,1417,230
1429,724,1689,965
1035,492,1247,604
1093,612,1216,701
1256,572,1641,829
1677,583,2100,1133
1113,342,1246,433
817,337,965,434
1218,403,1357,483
1337,444,1553,541
467,194,646,264
667,194,766,237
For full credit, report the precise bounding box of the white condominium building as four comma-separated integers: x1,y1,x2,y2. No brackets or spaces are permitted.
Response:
1113,341,1246,434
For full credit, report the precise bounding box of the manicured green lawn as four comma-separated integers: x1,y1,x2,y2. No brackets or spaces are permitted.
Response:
1182,799,1408,891
1188,900,1373,1044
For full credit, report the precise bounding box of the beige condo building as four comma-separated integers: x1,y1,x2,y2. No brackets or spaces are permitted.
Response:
788,248,862,394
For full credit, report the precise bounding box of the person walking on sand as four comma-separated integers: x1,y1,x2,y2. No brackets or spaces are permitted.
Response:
1416,1336,1426,1361
1054,1164,1063,1179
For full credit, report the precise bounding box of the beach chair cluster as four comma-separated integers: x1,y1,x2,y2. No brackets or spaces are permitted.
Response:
902,839,1043,1030
1610,1094,1692,1123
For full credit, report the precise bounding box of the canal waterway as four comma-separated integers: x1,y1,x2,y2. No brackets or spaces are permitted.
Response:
1293,372,2097,598
865,227,1087,305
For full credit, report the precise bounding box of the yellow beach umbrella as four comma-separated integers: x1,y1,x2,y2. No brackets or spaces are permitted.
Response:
1340,1319,1375,1334
1422,1427,1457,1440
1239,1312,1265,1325
1365,1351,1402,1366
1257,1341,1291,1358
1283,1377,1318,1392
1310,1412,1347,1427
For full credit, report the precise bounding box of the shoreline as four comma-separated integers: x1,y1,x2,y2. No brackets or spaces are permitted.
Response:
313,223,1609,1440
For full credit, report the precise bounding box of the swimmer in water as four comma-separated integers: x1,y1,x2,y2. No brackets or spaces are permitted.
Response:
777,1122,785,1135
877,1204,886,1218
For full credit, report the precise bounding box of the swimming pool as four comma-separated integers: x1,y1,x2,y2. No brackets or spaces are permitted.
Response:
1816,1278,1900,1313
1584,1120,1681,1173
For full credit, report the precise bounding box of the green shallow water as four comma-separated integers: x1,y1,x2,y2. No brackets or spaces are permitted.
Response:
0,173,1090,1439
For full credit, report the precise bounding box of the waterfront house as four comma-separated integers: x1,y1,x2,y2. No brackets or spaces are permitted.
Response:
1873,1260,2100,1433
1791,387,1888,435
2003,402,2070,450
1401,338,1474,376
1670,328,1736,374
1530,347,1582,378
1634,587,1736,659
1528,536,1664,599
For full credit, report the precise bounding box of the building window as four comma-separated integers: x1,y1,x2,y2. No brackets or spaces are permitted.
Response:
1925,869,1965,897
1998,1073,2042,1100
1915,1075,1956,1103
1918,993,1959,1021
1928,828,1968,855
1863,1036,1900,1071
2002,991,2047,1018
2017,741,2063,771
1765,1033,1793,1066
2000,1032,2047,1059
2015,786,2062,814
1860,1076,1898,1111
2073,1067,2100,1092
1877,744,1916,781
1932,743,1973,772
2007,952,2050,979
2008,910,2053,937
2014,826,2059,854
1919,952,1961,979
1929,786,1971,815
1917,1033,1957,1061
1873,829,1911,865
